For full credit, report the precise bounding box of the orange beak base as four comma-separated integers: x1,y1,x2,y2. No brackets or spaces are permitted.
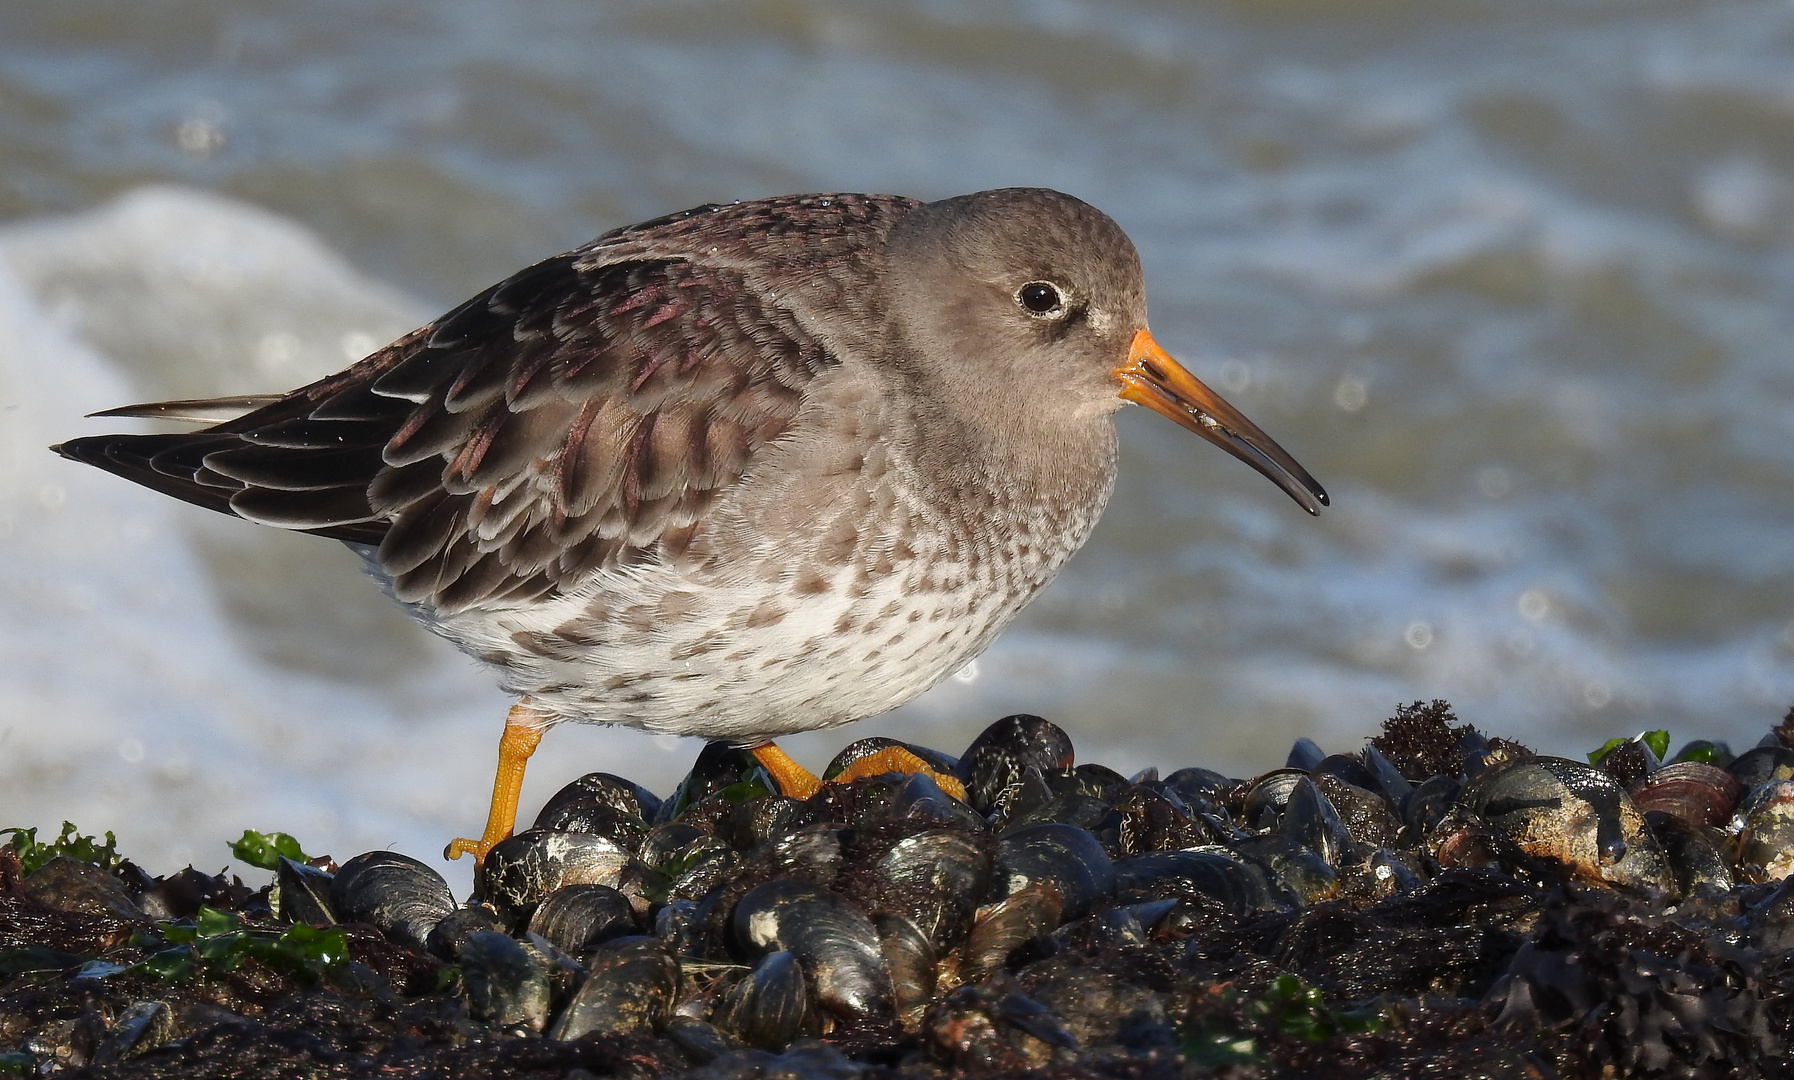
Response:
1115,329,1328,515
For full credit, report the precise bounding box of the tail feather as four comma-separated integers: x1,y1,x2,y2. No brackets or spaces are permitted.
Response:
52,433,387,544
54,434,244,518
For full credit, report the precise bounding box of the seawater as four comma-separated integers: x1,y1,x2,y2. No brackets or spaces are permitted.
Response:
3,2,1793,885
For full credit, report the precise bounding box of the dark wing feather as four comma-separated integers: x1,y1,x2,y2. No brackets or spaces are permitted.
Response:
56,252,840,614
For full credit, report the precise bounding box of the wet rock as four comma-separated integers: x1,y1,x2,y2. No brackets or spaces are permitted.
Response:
19,857,141,920
89,1000,172,1065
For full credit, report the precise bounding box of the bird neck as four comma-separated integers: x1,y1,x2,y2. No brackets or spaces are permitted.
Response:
906,383,1120,532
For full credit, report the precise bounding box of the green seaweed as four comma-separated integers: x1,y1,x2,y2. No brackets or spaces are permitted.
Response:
1587,730,1671,766
1243,974,1386,1041
1671,739,1731,765
0,822,120,875
227,829,311,871
123,906,348,986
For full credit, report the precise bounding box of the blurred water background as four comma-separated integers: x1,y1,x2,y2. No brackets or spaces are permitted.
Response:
3,1,1793,887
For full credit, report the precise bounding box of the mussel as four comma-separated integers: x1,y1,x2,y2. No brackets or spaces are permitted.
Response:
709,949,813,1049
957,714,1075,815
460,929,551,1030
478,829,633,924
527,883,640,957
329,851,455,951
731,879,893,1022
992,823,1114,920
549,935,680,1040
1455,757,1672,894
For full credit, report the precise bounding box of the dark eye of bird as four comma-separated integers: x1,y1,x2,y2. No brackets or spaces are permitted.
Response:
1017,281,1064,316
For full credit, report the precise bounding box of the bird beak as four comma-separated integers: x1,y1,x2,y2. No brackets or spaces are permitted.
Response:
1114,329,1329,515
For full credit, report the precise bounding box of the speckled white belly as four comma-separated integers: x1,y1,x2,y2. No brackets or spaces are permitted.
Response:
413,468,1106,743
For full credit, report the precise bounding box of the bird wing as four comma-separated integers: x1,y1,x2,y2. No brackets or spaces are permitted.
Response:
57,251,839,615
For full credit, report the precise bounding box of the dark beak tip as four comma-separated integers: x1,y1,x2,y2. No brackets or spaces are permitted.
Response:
1278,478,1327,516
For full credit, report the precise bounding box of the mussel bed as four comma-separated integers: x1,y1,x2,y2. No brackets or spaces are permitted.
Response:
6,701,1794,1079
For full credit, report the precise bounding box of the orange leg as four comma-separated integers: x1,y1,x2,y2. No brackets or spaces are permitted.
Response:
751,742,967,801
445,701,550,861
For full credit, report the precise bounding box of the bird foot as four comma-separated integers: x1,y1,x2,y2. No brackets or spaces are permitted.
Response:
750,742,967,801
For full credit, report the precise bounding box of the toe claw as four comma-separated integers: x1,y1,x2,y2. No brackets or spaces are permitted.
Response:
445,838,478,861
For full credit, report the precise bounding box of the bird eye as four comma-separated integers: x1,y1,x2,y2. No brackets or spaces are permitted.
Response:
1017,281,1065,316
